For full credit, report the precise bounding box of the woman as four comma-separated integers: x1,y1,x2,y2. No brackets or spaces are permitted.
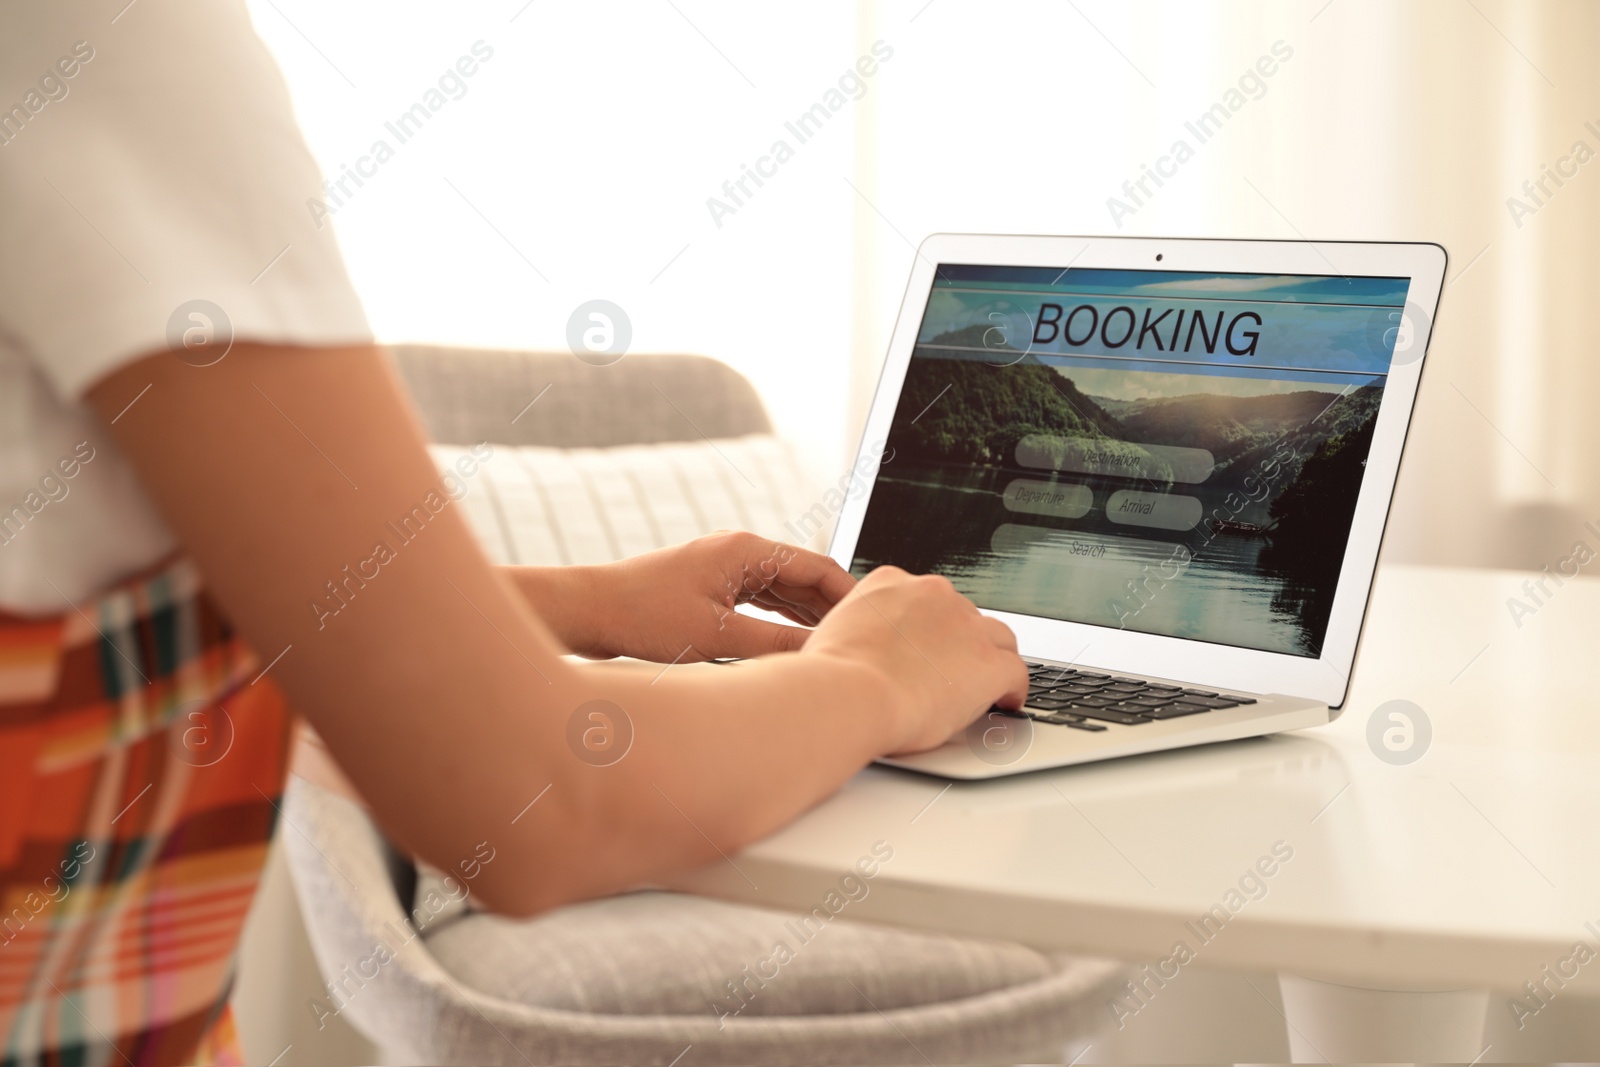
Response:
0,2,1025,1063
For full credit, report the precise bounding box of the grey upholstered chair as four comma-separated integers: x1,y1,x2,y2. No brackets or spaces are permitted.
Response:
280,347,1129,1065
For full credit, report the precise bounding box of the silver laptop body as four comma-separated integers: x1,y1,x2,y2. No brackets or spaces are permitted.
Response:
828,235,1445,779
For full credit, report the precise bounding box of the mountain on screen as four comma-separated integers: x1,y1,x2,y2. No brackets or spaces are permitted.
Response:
891,327,1124,464
1100,385,1383,489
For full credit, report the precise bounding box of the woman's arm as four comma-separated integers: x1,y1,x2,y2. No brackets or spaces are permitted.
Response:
88,343,1026,917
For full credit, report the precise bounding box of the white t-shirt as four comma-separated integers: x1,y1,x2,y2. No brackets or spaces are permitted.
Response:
0,0,370,614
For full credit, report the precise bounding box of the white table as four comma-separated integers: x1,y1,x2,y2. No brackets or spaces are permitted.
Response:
671,564,1600,1061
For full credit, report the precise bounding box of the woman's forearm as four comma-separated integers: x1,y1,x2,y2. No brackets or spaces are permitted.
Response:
510,651,902,913
503,564,605,655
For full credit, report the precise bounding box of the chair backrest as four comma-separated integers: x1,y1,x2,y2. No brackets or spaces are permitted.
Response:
388,346,773,449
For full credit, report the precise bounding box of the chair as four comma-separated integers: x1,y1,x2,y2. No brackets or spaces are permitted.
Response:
279,346,1129,1065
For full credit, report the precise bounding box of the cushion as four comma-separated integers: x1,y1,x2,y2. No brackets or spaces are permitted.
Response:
421,890,1060,1019
432,436,830,567
419,889,1126,1063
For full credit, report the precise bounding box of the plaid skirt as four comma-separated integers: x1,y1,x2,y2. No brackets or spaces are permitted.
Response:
0,558,293,1066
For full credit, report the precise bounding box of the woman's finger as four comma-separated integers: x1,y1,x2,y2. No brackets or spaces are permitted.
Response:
760,541,856,606
751,582,832,622
758,577,857,621
981,614,1019,652
749,593,817,627
711,612,810,657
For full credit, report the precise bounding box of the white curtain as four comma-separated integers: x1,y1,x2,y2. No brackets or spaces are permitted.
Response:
854,0,1599,570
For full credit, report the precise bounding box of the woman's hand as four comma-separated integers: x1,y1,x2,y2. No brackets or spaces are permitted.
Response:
507,531,856,662
800,566,1028,754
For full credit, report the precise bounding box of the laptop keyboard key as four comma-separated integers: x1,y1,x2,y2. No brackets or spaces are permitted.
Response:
1065,707,1149,725
1022,666,1260,717
1147,702,1211,719
1067,720,1108,732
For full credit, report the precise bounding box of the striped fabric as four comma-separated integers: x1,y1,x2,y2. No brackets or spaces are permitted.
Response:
436,435,829,567
0,559,293,1067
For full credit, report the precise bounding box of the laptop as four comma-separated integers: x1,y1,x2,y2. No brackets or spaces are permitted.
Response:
828,234,1445,779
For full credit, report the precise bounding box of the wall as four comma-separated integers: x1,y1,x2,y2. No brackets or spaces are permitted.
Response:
852,0,1600,572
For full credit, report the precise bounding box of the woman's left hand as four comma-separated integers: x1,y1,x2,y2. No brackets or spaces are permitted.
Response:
509,531,857,663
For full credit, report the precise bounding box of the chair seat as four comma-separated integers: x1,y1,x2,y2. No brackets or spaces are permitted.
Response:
420,890,1126,1062
289,747,1127,1067
426,890,1083,1018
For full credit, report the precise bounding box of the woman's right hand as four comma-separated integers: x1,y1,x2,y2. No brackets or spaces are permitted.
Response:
801,566,1029,755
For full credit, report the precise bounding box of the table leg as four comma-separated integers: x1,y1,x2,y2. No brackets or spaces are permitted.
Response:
1276,972,1489,1062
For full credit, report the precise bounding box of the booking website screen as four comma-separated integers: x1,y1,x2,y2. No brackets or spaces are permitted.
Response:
848,265,1412,657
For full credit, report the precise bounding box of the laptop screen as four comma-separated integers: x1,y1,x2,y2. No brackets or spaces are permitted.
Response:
847,264,1412,658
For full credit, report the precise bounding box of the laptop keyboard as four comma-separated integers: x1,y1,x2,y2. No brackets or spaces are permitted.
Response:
1002,661,1257,731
